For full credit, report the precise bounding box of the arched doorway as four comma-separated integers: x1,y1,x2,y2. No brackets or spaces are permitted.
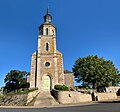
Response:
43,75,51,90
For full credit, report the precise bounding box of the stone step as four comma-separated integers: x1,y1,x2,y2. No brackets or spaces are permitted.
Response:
34,91,59,107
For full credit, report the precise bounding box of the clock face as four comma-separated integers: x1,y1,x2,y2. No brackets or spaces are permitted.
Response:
45,62,50,67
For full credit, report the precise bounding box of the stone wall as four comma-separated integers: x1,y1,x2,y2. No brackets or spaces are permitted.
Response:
106,86,120,93
27,90,40,104
29,51,37,88
52,90,118,104
0,94,28,106
52,90,92,104
64,73,74,88
0,90,39,106
95,93,117,101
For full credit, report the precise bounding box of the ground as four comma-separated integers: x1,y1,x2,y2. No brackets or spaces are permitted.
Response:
0,101,120,112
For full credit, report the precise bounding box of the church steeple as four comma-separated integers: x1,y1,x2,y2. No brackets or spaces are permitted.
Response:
39,8,56,36
29,8,74,91
44,8,52,23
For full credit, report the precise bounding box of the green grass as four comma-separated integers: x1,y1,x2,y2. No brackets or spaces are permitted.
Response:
5,88,38,96
0,94,4,103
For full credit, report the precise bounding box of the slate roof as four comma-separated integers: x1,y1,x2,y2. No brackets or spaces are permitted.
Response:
64,69,73,74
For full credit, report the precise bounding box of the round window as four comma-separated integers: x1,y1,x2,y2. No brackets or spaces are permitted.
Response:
45,62,50,67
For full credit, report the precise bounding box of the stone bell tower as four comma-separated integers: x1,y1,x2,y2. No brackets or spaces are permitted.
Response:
28,9,65,90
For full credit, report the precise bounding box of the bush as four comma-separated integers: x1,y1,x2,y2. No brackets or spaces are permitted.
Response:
54,85,69,91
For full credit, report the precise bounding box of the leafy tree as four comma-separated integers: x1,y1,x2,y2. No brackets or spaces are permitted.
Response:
4,70,30,93
73,55,120,90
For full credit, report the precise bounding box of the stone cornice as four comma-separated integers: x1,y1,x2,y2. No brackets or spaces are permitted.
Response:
38,35,56,39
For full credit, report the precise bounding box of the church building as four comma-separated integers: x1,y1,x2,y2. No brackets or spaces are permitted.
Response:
27,9,74,91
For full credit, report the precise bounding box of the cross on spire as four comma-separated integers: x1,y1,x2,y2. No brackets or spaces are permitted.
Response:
46,7,49,14
47,4,49,14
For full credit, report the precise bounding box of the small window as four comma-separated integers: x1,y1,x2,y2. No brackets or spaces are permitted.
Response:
46,43,49,51
52,30,54,35
40,29,43,35
45,62,50,67
46,28,48,35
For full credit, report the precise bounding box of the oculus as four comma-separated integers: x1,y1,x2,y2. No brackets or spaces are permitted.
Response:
45,62,50,67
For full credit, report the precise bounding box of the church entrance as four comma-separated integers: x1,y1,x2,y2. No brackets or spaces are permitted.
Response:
43,75,51,90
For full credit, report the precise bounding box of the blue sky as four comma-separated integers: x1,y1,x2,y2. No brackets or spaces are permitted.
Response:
0,0,120,87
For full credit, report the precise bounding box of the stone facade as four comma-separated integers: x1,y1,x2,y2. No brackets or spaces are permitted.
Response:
28,10,74,91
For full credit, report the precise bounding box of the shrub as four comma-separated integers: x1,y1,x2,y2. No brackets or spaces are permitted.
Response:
54,85,69,91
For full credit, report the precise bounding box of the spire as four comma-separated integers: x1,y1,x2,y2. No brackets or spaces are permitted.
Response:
44,8,52,23
46,7,49,14
47,2,50,14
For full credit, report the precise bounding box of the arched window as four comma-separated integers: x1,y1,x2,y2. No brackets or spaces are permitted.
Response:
46,43,49,51
52,30,54,35
40,29,43,35
46,28,48,35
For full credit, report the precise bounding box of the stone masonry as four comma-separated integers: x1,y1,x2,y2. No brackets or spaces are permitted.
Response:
27,9,74,91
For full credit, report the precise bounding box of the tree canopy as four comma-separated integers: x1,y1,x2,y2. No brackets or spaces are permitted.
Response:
4,70,30,93
73,55,120,89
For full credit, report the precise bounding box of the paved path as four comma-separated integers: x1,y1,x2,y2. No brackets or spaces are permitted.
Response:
34,91,59,107
0,102,120,112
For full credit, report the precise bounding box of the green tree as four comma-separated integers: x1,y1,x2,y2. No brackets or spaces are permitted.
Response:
4,70,30,93
73,55,120,90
